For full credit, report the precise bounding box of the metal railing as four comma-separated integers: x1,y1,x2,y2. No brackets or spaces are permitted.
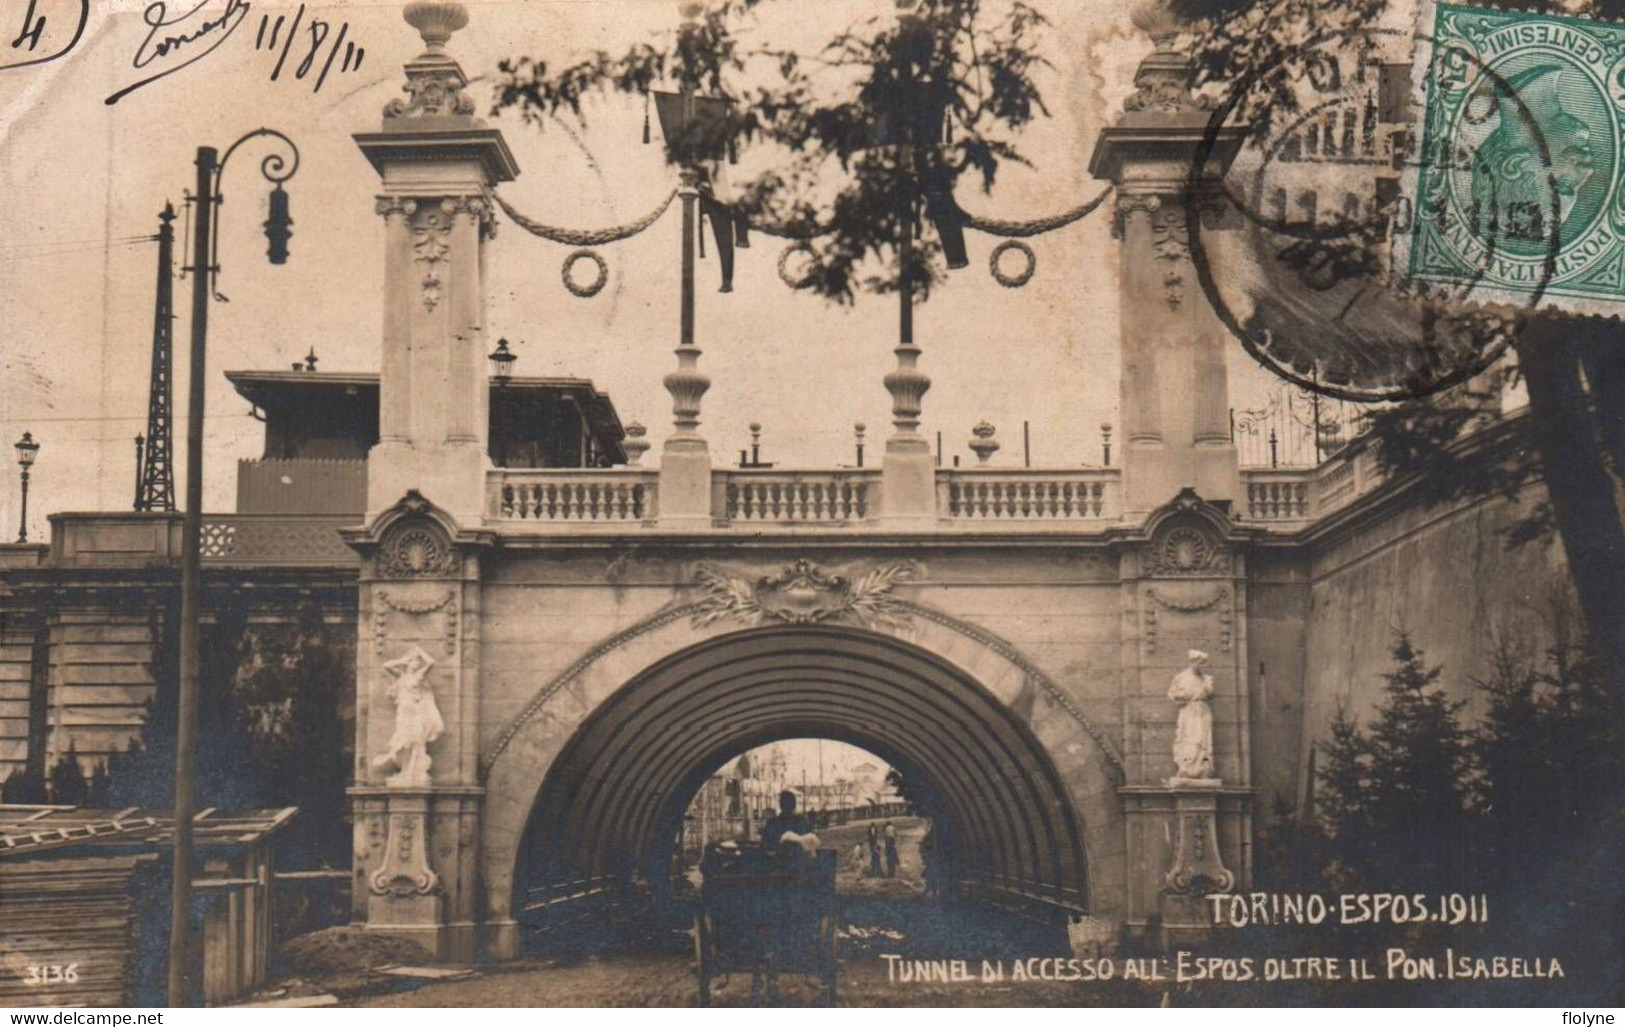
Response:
491,469,658,523
939,468,1119,520
199,515,358,565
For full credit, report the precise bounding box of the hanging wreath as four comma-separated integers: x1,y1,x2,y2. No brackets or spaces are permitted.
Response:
562,249,609,298
777,241,817,290
989,239,1036,288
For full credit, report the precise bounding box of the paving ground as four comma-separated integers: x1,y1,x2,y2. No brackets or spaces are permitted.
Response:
262,817,1169,1008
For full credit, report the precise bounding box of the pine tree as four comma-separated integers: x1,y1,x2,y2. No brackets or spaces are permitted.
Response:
1474,597,1620,888
1,766,47,803
47,745,90,806
1314,706,1373,890
1361,633,1473,890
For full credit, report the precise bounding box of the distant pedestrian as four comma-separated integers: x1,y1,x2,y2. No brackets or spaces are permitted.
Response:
867,823,882,877
883,820,899,878
920,824,941,898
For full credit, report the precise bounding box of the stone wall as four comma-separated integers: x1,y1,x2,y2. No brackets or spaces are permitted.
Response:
1299,481,1569,801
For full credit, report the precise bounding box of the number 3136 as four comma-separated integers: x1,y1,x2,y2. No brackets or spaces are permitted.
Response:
26,964,79,984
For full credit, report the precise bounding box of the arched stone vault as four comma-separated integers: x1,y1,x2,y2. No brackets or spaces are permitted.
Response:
479,614,1127,944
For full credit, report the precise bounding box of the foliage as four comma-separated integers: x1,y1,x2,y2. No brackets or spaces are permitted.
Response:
92,596,353,868
1286,634,1474,893
1472,593,1620,890
0,764,46,803
1271,612,1617,903
494,0,1054,303
47,745,91,806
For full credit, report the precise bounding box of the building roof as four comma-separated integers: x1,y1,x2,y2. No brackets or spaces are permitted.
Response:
0,804,297,857
225,369,629,453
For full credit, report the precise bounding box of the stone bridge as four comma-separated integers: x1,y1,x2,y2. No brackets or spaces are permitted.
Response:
0,1,1572,967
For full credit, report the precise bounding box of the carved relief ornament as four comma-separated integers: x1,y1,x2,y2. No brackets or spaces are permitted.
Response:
377,518,457,579
385,66,475,119
690,558,918,630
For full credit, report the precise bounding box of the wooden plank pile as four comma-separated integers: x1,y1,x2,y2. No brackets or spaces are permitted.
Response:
0,854,160,1007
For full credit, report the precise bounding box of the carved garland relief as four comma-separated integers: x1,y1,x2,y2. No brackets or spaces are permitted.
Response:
690,558,918,630
1144,519,1234,654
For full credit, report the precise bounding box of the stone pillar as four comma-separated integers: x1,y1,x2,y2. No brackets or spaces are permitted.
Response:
349,0,509,962
355,1,518,526
348,492,488,963
1088,3,1244,518
1114,490,1251,948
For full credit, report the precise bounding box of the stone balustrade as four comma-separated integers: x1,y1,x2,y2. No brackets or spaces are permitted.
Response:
491,469,659,523
1238,437,1381,527
939,468,1119,521
1240,471,1314,522
717,470,878,524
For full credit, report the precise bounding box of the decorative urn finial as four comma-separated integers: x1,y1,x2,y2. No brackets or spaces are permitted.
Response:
969,421,1000,465
678,1,707,27
403,1,469,53
1130,0,1181,52
623,422,651,466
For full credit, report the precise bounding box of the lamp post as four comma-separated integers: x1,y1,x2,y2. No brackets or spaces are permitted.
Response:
14,432,39,543
169,128,299,1007
489,338,517,466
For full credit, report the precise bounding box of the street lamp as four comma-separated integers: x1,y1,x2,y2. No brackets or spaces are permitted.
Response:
489,338,516,466
14,432,39,543
169,127,299,1007
489,336,517,382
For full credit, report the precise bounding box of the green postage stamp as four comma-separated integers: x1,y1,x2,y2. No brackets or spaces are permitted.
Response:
1401,2,1625,316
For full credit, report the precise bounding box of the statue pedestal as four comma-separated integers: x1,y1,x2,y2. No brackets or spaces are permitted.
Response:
1159,786,1233,949
351,786,485,963
1119,784,1251,948
359,791,444,958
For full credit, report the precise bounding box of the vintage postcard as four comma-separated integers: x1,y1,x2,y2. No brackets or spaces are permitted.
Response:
1,0,1621,1012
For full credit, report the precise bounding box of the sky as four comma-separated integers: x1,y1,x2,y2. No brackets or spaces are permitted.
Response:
0,0,1296,540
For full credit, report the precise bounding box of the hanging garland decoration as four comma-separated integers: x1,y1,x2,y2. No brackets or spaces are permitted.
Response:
989,240,1036,288
777,242,818,289
493,189,678,246
957,186,1114,238
562,249,610,298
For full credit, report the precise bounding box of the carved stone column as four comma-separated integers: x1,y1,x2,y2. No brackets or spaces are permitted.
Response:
1088,3,1244,518
377,197,415,445
355,2,517,525
346,492,490,963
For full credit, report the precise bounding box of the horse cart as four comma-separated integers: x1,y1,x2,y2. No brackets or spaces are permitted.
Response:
694,844,838,1006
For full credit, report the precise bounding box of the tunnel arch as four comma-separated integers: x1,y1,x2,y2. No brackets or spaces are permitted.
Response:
510,624,1093,921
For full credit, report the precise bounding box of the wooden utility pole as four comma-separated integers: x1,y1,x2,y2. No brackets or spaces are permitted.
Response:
169,145,216,1006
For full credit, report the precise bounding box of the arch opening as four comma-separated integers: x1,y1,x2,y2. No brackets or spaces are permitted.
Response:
511,625,1091,926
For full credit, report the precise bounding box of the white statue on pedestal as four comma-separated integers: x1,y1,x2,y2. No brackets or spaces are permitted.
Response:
373,645,444,786
1168,649,1216,782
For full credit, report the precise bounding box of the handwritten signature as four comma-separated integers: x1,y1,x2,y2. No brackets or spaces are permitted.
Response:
105,0,253,105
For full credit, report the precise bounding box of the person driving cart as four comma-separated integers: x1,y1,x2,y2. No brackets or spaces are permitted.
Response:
760,790,815,854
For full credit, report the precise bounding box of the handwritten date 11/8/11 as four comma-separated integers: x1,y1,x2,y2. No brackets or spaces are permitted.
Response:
256,3,363,93
102,1,364,105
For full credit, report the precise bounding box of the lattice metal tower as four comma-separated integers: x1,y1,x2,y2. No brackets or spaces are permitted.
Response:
136,203,177,512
